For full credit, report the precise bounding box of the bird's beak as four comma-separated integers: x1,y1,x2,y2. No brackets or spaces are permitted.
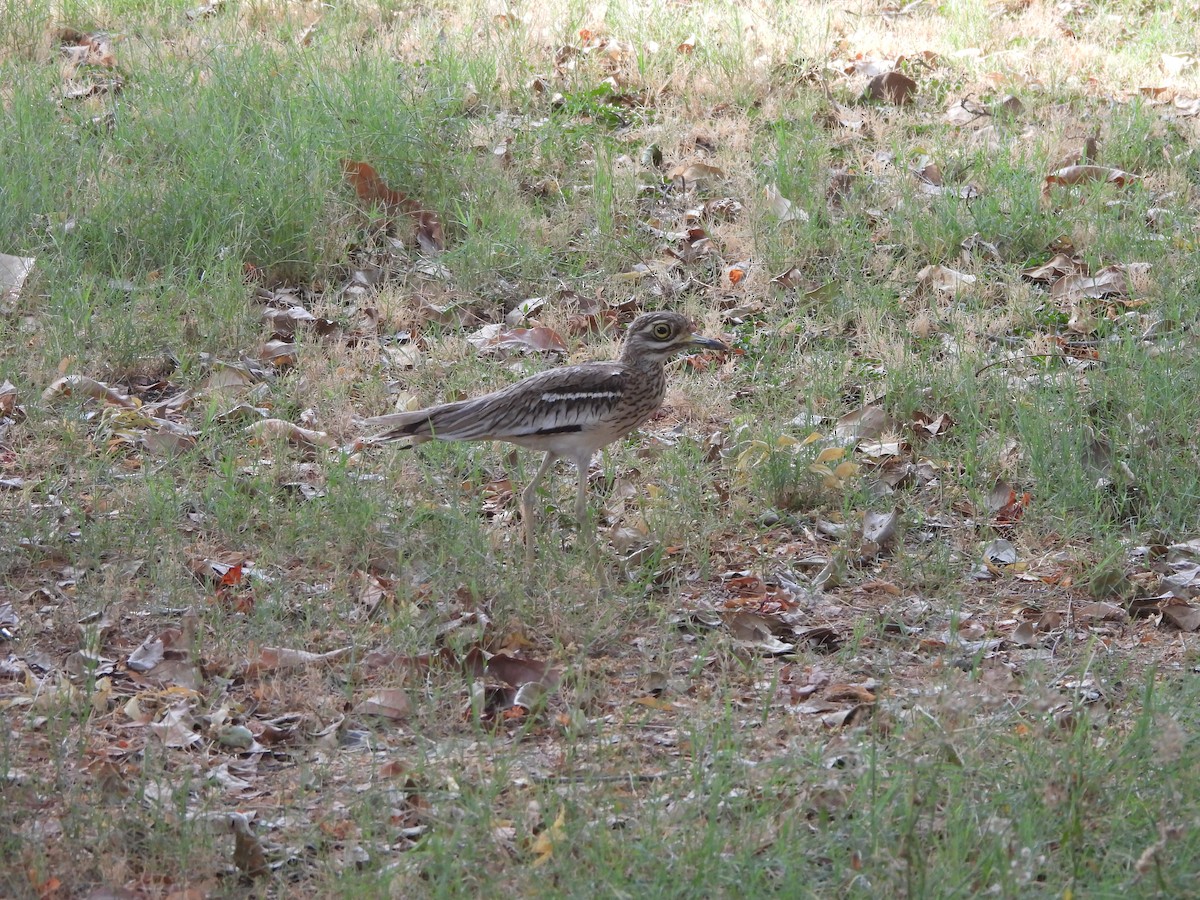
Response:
687,332,729,352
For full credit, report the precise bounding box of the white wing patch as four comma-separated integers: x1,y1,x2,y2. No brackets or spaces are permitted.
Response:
541,390,621,403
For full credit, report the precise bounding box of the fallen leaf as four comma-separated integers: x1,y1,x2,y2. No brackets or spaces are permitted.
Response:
244,419,337,449
487,653,555,688
231,815,269,879
1022,253,1080,283
242,645,352,677
862,509,899,549
1051,263,1150,301
1043,165,1138,197
355,689,411,720
765,184,809,223
1075,601,1125,622
467,325,569,355
0,253,36,305
834,405,892,442
531,808,566,867
917,264,976,293
669,162,724,186
341,159,445,252
1161,604,1200,632
42,375,136,408
867,71,917,105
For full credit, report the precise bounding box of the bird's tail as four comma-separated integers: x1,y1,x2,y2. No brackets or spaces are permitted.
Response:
357,409,437,446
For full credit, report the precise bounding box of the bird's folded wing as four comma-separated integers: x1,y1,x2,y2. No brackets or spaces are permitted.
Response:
450,364,630,440
357,363,630,444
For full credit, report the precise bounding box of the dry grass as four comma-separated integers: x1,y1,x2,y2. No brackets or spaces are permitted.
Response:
3,0,1200,895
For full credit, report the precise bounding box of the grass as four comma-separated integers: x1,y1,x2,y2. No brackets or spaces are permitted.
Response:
3,0,1200,895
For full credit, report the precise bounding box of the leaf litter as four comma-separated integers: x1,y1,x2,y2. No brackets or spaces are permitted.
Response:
7,3,1200,893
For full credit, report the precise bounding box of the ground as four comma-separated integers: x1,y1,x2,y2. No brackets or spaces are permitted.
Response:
2,0,1200,896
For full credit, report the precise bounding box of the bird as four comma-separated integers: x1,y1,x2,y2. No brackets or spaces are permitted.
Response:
360,311,728,561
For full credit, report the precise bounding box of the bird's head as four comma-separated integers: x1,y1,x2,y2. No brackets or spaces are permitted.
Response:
620,312,728,364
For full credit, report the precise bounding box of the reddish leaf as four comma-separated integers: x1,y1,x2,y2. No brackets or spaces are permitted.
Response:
867,71,917,105
341,159,413,213
1043,165,1138,198
341,159,446,252
487,653,554,688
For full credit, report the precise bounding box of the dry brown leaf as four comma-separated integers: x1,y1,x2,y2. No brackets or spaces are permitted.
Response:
669,162,725,186
355,689,411,720
487,653,555,688
1075,601,1125,622
0,380,19,417
867,71,917,105
42,375,136,408
231,815,269,879
341,159,445,252
244,418,337,449
1022,253,1080,283
1161,604,1200,632
466,325,569,355
834,405,892,442
1051,263,1150,301
1043,165,1137,197
259,339,298,367
917,264,976,293
242,645,352,677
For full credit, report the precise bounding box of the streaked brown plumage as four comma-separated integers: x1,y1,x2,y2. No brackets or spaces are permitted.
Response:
362,311,727,559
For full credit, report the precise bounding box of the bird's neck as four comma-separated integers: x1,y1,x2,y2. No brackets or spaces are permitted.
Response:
619,347,665,373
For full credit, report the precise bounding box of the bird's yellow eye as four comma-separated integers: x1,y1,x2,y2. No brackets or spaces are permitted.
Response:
652,322,673,340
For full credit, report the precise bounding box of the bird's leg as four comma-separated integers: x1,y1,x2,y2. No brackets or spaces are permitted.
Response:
573,451,596,547
522,451,558,566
